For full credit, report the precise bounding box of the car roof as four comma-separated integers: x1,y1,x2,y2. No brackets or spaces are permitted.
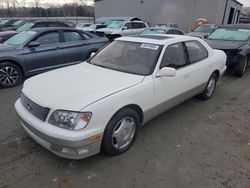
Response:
116,34,198,45
31,20,67,23
112,20,145,24
219,24,250,29
145,26,176,31
30,27,78,32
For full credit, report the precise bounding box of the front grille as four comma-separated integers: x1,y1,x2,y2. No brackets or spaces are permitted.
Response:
20,92,50,121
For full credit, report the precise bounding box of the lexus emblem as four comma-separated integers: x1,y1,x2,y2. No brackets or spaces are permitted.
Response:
27,104,32,111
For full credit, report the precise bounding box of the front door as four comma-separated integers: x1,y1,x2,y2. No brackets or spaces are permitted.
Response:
22,31,64,76
153,42,191,117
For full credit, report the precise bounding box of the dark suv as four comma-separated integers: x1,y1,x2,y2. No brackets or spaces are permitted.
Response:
0,20,73,42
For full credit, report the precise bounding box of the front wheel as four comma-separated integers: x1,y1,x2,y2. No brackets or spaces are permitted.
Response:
0,62,22,88
198,73,218,100
235,56,248,77
101,108,140,156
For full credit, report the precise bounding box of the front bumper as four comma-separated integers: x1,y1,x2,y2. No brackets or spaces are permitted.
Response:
15,99,102,160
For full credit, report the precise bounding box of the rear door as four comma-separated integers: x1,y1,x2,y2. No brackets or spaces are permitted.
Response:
22,31,65,75
61,30,89,63
184,41,212,91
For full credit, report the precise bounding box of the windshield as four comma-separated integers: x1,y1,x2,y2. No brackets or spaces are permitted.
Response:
208,28,250,41
17,22,34,32
13,20,23,26
140,29,166,35
194,25,215,33
107,22,124,29
4,31,37,45
89,41,162,75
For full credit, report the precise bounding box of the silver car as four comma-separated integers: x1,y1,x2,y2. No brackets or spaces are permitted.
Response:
95,21,148,41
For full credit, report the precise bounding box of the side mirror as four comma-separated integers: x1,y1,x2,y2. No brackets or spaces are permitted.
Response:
156,67,176,77
204,34,208,39
27,41,40,48
122,26,128,30
90,52,96,58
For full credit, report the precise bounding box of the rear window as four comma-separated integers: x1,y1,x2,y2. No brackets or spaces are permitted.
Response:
64,31,83,42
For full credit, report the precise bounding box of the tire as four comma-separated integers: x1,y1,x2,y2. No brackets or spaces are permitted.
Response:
101,108,140,156
198,73,218,100
0,62,22,88
235,56,247,77
110,35,120,42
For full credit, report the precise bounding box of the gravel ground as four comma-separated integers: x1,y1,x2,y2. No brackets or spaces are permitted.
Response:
0,72,250,188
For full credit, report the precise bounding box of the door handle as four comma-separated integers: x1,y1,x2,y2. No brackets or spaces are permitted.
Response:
56,46,61,50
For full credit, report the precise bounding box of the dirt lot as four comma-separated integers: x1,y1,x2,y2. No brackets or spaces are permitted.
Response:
0,72,250,188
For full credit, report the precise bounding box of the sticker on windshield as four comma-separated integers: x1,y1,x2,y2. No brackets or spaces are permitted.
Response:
140,44,159,50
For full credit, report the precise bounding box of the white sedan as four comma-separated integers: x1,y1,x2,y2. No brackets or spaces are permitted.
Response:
15,35,227,159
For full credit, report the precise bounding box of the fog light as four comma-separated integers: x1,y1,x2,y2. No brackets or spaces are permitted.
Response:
77,146,90,155
62,147,77,154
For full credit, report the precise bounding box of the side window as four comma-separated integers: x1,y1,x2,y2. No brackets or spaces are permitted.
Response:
33,23,47,28
48,22,64,27
132,23,146,29
174,30,184,35
160,43,187,69
35,32,60,45
82,33,92,40
166,29,174,34
185,41,208,63
64,31,83,42
123,23,132,29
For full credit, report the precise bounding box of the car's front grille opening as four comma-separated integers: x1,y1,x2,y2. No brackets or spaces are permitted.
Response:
20,92,50,121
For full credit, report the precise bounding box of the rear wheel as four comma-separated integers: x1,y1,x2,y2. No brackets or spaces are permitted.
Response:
101,108,140,156
235,56,247,77
0,62,22,88
198,73,218,100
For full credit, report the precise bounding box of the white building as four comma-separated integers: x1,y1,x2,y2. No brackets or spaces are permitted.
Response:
94,0,243,30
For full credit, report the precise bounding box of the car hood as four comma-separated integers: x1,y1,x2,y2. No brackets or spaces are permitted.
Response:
96,28,120,34
22,63,144,111
0,43,18,52
0,30,18,37
187,32,209,38
205,39,246,50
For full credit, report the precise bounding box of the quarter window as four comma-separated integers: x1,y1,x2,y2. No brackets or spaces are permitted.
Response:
35,32,59,45
64,31,83,42
160,43,187,69
185,41,208,63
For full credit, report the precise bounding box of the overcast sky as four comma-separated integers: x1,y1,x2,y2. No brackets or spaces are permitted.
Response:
26,0,250,7
239,0,250,7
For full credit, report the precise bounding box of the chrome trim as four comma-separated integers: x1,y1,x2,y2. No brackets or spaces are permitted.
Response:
142,82,207,124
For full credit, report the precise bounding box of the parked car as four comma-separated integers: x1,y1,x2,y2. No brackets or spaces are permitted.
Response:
138,26,185,35
76,23,92,30
187,24,218,38
15,35,226,160
96,21,148,41
78,24,106,33
0,20,31,32
155,23,180,28
0,27,108,88
95,16,142,28
0,20,73,43
205,24,250,77
0,19,20,30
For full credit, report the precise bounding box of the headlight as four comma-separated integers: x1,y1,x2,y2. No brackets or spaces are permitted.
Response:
48,110,92,130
